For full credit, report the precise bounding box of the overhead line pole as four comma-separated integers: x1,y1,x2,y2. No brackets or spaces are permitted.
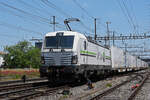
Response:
112,31,115,46
106,21,111,47
53,16,55,31
50,16,58,31
124,43,127,68
94,18,97,41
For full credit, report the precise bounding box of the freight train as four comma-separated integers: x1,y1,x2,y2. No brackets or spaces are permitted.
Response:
40,31,148,82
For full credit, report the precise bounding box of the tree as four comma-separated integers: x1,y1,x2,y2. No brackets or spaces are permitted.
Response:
3,41,41,68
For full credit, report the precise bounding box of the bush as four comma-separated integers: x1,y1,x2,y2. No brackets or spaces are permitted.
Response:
106,83,112,87
4,41,41,68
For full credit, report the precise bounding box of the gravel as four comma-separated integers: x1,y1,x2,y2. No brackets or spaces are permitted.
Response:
100,79,140,100
35,75,130,100
133,76,150,100
34,70,148,100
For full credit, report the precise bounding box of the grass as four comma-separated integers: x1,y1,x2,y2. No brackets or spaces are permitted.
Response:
0,68,40,81
106,83,112,87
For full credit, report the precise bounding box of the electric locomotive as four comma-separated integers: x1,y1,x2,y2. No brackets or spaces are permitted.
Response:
40,31,112,82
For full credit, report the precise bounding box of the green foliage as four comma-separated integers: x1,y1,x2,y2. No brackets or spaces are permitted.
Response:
106,83,112,87
4,40,41,68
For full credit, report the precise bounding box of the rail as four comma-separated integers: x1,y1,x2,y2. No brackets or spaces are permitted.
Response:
0,77,47,85
90,74,144,100
7,85,68,100
0,81,48,92
127,74,149,100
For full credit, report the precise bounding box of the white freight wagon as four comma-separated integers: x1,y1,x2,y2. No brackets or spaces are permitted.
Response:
130,55,136,68
127,54,136,68
110,46,148,71
111,46,126,69
137,58,141,68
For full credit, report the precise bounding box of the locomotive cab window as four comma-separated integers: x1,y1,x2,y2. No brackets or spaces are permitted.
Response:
84,41,87,50
45,36,74,49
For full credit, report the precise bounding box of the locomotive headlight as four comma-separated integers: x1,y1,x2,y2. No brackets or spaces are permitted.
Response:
41,56,45,64
71,55,78,64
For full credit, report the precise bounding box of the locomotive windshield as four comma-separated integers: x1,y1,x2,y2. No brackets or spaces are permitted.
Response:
45,36,74,49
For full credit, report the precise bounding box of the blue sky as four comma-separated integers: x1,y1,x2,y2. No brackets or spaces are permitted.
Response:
0,0,150,55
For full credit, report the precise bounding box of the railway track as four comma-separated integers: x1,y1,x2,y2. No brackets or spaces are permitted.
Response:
11,86,69,100
127,74,149,100
0,77,48,86
0,77,48,93
0,78,50,99
0,70,148,100
53,70,146,100
0,83,69,100
0,77,72,100
89,72,148,100
0,81,49,92
127,71,150,100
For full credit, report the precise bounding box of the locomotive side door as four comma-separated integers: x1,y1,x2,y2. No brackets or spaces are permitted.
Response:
79,38,87,65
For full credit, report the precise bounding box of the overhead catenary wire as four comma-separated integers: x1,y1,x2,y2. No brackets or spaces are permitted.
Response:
32,0,67,22
116,0,138,33
17,0,49,17
0,33,20,39
19,0,65,21
41,0,72,18
79,21,94,33
0,6,45,27
127,0,139,33
122,0,137,32
40,0,95,33
116,0,133,29
72,0,107,34
31,0,52,15
1,0,91,33
72,0,94,19
0,22,42,35
41,0,94,33
32,0,65,22
18,0,66,29
0,2,50,23
0,1,67,31
56,24,66,30
72,0,95,31
33,0,67,28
